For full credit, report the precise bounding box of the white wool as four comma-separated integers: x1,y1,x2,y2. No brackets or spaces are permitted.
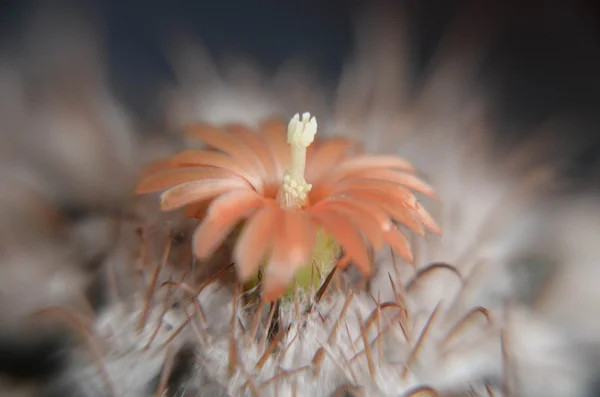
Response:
47,295,195,397
522,195,600,354
503,307,592,397
51,241,589,397
59,200,586,396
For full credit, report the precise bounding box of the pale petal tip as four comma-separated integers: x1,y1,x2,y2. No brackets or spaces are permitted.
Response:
261,283,287,302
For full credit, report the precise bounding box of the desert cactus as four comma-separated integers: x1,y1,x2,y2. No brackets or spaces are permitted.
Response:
0,3,596,397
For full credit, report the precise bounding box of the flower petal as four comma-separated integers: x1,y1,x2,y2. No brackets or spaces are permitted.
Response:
261,262,296,302
233,204,278,282
160,178,249,211
169,150,263,192
338,192,425,237
261,210,317,301
312,196,393,250
321,195,394,231
258,118,290,178
226,124,278,179
138,159,178,181
309,209,372,277
137,166,241,194
186,123,265,176
380,200,426,237
328,178,418,208
415,202,442,235
192,188,265,259
326,155,416,182
305,138,357,183
342,169,437,199
281,210,317,267
384,228,414,263
184,201,210,219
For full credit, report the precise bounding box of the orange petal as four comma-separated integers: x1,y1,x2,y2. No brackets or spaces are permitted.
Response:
261,264,295,302
326,155,416,182
312,197,393,250
259,212,287,302
136,166,241,194
305,138,356,183
138,159,178,181
261,210,317,301
161,178,250,211
384,228,414,263
186,123,265,175
326,205,385,250
343,169,437,199
184,201,210,219
233,205,278,281
341,193,425,237
169,150,263,192
329,179,418,209
415,202,442,235
192,189,265,259
226,124,277,180
336,255,352,269
281,210,317,267
319,195,394,231
309,209,372,277
381,201,426,237
258,118,290,178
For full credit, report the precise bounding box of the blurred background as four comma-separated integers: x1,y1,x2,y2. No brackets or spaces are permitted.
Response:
1,0,598,148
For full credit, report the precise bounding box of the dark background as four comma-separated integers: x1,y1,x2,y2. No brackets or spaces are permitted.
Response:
0,0,599,168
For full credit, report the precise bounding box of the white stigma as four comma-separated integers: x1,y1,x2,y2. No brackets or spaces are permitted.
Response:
281,112,317,208
287,112,317,148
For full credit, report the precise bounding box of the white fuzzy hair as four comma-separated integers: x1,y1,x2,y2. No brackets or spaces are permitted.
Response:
517,194,600,361
48,245,588,397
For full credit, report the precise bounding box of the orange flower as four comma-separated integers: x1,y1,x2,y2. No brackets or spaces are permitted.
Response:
136,113,440,301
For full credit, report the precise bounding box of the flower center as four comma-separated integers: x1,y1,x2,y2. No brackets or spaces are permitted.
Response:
279,112,317,209
244,112,339,301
